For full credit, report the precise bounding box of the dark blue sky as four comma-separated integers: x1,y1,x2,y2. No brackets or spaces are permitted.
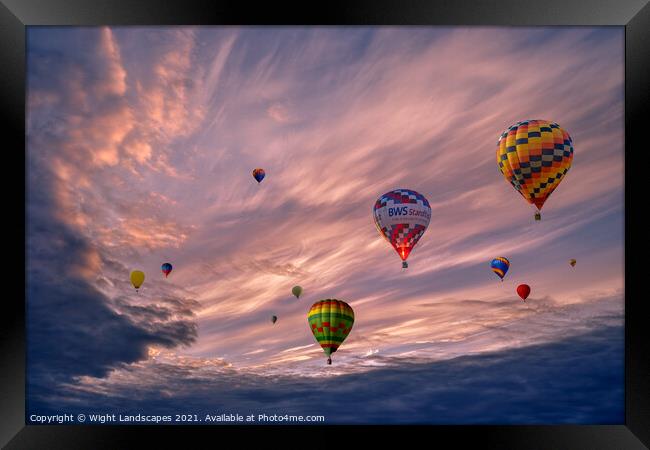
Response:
28,325,623,424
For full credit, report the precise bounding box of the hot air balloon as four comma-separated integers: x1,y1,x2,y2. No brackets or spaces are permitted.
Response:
308,299,354,365
130,270,145,292
373,189,431,268
517,284,531,301
272,315,278,324
569,259,577,267
497,120,573,221
161,263,173,278
292,285,303,299
490,257,510,281
252,168,265,183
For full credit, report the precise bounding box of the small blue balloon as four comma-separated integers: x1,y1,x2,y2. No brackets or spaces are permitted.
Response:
490,257,510,280
161,263,173,277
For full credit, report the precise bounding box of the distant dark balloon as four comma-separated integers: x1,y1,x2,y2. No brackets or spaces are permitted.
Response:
272,315,278,324
253,168,265,183
161,262,173,278
517,284,531,301
569,259,577,267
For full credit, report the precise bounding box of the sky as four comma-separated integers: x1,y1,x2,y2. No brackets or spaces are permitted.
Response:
26,26,624,424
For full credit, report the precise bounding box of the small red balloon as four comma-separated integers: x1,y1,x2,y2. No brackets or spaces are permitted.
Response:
517,284,531,301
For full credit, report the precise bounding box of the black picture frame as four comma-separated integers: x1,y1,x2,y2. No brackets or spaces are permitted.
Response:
3,0,648,448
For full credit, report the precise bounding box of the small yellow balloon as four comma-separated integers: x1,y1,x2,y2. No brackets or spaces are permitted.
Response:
130,270,145,290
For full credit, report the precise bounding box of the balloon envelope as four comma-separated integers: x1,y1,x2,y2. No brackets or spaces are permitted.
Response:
252,168,265,183
130,270,145,290
569,259,577,267
490,257,510,280
272,315,277,324
373,189,431,267
308,299,354,364
161,262,173,278
517,284,531,301
497,120,573,214
292,285,303,298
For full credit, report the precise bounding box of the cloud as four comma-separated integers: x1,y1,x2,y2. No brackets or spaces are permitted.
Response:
266,102,291,123
25,27,625,423
27,27,203,255
29,325,623,424
26,130,199,409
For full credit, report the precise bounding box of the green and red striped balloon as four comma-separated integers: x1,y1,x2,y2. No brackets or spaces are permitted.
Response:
308,299,354,365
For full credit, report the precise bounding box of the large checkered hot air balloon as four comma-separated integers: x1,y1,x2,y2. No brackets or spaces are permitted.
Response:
497,120,573,221
373,189,431,268
308,299,354,365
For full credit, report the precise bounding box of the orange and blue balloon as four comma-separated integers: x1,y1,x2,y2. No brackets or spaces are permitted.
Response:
161,263,173,278
490,257,510,281
252,168,265,183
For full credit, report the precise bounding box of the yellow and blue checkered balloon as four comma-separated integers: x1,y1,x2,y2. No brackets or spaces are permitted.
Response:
497,120,573,219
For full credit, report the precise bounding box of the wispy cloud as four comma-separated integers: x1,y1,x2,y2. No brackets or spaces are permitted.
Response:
26,26,624,422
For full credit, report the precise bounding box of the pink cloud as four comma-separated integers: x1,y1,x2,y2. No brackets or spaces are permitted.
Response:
28,27,624,376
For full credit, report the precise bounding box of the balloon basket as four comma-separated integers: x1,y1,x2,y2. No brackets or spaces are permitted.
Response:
534,211,541,221
327,357,332,365
402,261,408,269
